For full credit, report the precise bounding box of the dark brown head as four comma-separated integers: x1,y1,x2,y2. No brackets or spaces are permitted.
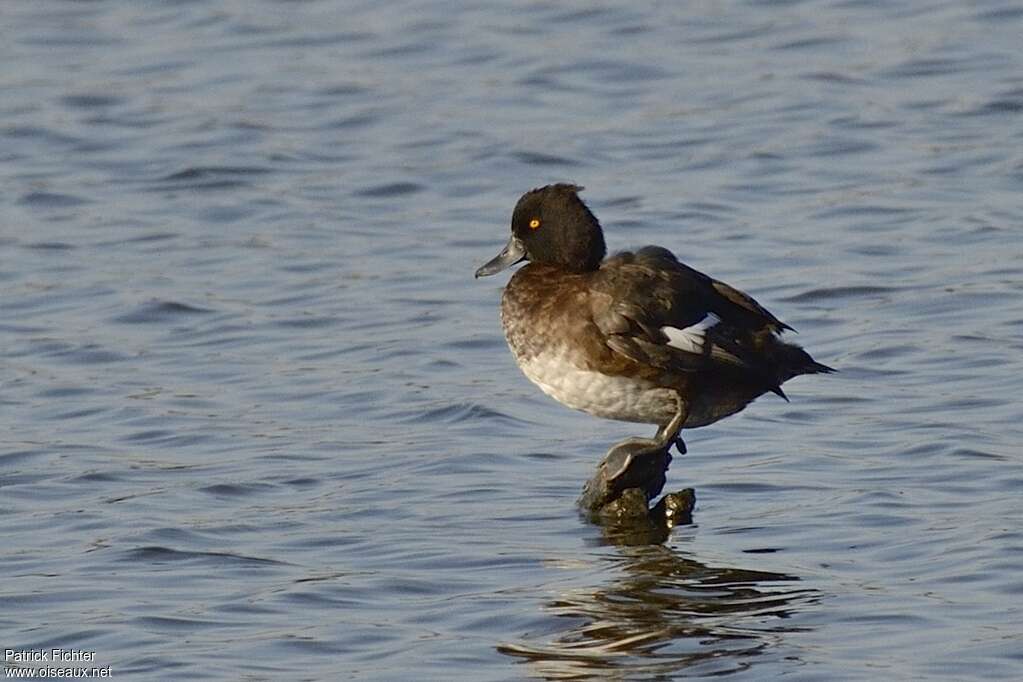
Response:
475,184,607,278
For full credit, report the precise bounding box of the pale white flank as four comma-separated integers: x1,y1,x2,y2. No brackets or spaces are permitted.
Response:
661,313,721,354
518,351,677,425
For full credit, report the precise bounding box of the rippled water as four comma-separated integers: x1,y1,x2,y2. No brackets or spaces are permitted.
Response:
3,1,1023,679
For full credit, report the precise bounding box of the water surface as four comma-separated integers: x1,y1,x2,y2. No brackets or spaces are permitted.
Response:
3,1,1023,679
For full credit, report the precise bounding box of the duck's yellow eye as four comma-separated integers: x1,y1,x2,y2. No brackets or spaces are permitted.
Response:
529,218,541,229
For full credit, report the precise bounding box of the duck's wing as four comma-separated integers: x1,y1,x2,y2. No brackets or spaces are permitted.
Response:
591,247,790,392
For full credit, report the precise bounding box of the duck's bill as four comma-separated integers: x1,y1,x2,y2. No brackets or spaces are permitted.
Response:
474,236,526,278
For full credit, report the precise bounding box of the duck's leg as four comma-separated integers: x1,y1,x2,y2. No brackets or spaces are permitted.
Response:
654,407,687,455
579,398,687,513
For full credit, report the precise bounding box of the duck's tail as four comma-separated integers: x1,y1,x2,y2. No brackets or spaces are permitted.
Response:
787,345,836,376
767,342,835,401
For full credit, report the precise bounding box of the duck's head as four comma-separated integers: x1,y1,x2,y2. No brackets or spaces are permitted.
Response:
475,184,607,278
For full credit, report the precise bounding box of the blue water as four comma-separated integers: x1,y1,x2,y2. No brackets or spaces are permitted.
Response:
3,1,1023,679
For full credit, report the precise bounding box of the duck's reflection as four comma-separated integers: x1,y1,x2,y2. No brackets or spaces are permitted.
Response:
499,509,817,678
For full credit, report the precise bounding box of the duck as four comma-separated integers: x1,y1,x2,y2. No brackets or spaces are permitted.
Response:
475,184,833,507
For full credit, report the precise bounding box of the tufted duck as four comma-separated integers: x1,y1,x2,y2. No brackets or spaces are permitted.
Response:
476,184,833,505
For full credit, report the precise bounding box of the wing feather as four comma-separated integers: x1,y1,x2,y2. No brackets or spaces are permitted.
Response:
591,249,789,384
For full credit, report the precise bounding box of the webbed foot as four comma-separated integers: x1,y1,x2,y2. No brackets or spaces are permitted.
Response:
578,398,692,539
578,435,672,512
